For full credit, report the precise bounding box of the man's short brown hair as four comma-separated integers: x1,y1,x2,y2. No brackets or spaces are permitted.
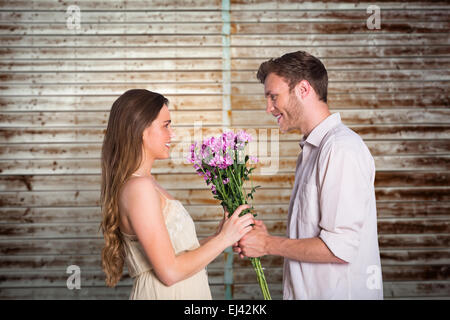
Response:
256,51,328,103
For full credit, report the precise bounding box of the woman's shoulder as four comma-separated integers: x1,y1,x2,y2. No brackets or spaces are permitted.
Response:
120,176,161,208
119,176,163,235
124,175,156,190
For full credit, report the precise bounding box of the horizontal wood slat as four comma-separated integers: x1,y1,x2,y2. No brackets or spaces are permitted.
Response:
0,71,223,84
1,10,449,24
0,0,224,10
231,110,450,126
1,248,448,268
1,265,449,288
1,218,449,239
1,35,450,48
0,95,223,111
1,141,449,159
230,22,450,34
1,93,448,111
230,1,450,10
1,155,449,175
2,201,449,224
231,93,450,110
0,110,223,127
2,58,449,73
1,109,448,128
1,126,449,143
3,70,449,83
0,172,449,192
2,0,450,10
0,187,450,207
0,23,224,35
231,82,450,95
1,187,449,207
2,46,449,60
0,81,450,96
2,281,449,299
233,57,450,71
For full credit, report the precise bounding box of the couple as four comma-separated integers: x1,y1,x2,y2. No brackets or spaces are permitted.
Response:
100,51,383,300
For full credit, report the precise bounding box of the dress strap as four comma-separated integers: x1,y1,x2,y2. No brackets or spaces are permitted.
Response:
154,186,169,201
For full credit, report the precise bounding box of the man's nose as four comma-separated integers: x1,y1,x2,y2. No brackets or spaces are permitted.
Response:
266,99,274,114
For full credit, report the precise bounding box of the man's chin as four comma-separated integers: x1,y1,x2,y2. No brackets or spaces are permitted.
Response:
279,125,301,135
278,123,287,133
278,123,290,133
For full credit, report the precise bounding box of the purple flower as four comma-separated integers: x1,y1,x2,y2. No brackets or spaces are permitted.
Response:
249,156,259,163
236,130,252,144
223,178,230,185
204,136,221,154
188,142,204,167
218,152,233,169
222,131,236,150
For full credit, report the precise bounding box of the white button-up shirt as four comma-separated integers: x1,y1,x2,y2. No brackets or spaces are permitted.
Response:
283,113,383,300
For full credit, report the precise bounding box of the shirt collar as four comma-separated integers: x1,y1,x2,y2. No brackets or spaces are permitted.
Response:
299,113,342,149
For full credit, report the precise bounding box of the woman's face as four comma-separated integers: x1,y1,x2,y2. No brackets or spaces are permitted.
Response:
142,104,175,160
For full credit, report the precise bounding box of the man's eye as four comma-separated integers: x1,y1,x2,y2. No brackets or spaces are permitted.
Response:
271,95,276,101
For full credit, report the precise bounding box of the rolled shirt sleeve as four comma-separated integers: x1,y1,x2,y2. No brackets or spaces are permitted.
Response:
317,138,373,263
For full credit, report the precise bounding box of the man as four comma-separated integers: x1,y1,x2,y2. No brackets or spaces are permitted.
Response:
234,51,383,299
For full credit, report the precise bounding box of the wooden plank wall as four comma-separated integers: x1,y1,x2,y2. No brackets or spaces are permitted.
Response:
0,0,449,299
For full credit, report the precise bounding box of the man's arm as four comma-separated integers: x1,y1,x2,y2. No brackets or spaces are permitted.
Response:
235,220,347,264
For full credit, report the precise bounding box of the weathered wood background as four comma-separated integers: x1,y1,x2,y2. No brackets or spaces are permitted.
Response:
0,0,449,299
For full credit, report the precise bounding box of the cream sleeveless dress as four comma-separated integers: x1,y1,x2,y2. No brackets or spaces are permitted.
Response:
120,188,212,300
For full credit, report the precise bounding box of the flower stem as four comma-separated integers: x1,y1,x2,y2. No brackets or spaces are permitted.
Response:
251,257,271,300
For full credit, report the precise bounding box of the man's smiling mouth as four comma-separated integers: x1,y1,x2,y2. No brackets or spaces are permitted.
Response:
274,113,283,123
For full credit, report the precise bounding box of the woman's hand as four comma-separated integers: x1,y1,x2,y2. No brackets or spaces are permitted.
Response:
218,204,254,247
214,206,227,236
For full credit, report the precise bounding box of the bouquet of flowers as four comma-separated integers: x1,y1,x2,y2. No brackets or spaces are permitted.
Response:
187,130,271,300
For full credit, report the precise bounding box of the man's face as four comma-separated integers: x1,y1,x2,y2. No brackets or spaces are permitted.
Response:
264,73,302,133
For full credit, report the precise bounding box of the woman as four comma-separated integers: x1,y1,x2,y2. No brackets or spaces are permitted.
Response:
100,89,253,299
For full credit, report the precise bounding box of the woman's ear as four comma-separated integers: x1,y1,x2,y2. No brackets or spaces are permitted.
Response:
142,125,151,143
141,126,151,155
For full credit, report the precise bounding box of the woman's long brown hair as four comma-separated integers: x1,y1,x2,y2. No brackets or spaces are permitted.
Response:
100,89,168,287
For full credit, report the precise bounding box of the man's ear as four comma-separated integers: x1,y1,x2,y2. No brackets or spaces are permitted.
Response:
294,80,311,100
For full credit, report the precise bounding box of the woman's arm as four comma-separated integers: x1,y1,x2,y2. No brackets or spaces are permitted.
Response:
121,178,253,286
198,235,216,246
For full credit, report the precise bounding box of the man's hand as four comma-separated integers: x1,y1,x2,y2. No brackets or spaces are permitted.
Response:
233,220,270,258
